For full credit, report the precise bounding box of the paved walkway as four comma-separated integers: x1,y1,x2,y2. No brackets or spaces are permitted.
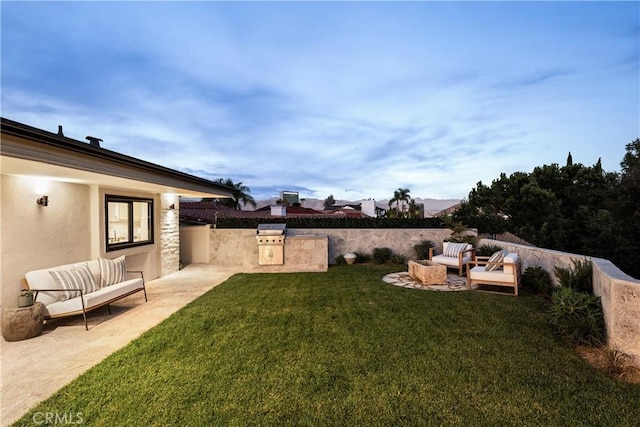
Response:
0,264,240,427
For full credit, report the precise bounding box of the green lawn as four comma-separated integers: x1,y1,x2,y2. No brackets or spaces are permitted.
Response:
14,265,640,426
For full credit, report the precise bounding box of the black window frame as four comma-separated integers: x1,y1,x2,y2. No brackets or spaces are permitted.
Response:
105,195,154,252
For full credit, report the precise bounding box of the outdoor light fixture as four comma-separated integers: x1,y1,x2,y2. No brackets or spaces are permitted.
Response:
37,195,49,206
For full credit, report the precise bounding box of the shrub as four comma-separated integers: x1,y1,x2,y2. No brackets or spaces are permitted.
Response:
549,287,605,345
554,258,593,293
413,240,434,259
521,266,554,295
353,251,371,263
390,253,407,265
597,346,640,380
476,244,503,257
335,255,346,265
372,247,393,264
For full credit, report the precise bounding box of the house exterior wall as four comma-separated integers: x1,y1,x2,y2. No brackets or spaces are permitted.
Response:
1,175,92,308
0,176,178,311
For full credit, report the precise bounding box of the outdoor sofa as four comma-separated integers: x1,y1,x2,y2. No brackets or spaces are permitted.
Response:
25,256,147,330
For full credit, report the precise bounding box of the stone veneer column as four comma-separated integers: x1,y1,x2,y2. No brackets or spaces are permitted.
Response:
160,194,180,276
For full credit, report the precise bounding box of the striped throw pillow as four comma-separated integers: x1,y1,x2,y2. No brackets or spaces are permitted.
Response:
485,250,507,272
443,242,468,257
98,256,127,287
49,264,97,301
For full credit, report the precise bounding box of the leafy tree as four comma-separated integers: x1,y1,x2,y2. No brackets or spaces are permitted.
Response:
323,194,335,209
455,148,640,277
610,139,640,277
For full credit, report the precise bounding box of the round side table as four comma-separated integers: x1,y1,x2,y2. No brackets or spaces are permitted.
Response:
2,302,44,342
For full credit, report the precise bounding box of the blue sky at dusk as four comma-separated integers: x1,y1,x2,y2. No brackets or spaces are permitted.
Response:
2,1,638,201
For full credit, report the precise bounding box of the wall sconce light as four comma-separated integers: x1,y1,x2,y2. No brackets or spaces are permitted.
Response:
169,204,175,210
37,195,49,206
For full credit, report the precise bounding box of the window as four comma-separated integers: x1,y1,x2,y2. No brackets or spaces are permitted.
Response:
106,195,154,251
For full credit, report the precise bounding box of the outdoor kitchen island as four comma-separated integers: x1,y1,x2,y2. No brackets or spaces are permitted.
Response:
202,227,329,273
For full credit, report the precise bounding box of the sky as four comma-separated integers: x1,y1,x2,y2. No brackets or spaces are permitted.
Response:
2,1,638,202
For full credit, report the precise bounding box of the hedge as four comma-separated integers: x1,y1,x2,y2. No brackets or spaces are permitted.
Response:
204,216,445,229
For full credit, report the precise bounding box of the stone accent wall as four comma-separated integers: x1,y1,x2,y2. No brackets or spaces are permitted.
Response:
160,195,180,276
593,258,640,363
479,238,587,287
480,238,640,363
209,228,459,269
295,228,458,263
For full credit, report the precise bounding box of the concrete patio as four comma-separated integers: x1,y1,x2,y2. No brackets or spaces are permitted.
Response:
0,264,240,427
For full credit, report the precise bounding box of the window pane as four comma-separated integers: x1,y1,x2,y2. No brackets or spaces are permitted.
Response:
107,202,130,243
133,201,150,242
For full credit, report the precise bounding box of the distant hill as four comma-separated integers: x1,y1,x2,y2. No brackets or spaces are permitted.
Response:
245,197,461,217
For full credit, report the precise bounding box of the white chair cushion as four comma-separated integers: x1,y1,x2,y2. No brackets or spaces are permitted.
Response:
443,242,468,257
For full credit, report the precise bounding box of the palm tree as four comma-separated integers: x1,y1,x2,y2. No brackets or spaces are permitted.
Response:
389,188,411,217
212,178,257,210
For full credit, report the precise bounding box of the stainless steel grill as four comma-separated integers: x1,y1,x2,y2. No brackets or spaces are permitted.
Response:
256,223,286,265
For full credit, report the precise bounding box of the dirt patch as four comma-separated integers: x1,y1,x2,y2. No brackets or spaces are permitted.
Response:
576,345,640,384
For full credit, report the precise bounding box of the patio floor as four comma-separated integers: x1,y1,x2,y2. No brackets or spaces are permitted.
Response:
0,264,240,427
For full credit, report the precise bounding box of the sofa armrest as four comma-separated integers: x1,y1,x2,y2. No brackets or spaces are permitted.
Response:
126,270,145,283
461,247,476,259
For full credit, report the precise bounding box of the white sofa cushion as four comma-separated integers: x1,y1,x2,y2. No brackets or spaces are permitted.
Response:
99,255,126,287
27,260,100,306
43,277,144,318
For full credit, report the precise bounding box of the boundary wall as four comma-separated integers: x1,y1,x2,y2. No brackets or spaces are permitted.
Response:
480,238,640,362
181,227,639,363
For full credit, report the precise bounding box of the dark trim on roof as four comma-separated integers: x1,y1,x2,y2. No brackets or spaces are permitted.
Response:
1,117,234,197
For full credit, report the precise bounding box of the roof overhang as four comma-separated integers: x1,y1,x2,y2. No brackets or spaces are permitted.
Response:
1,117,234,198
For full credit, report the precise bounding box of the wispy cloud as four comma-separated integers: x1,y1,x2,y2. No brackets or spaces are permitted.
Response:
2,1,638,201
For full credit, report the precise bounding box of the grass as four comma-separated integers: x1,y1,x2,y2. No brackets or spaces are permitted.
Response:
14,265,640,426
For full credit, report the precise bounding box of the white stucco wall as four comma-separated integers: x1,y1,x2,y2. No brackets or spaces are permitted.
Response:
1,175,92,309
180,224,210,264
0,176,179,313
